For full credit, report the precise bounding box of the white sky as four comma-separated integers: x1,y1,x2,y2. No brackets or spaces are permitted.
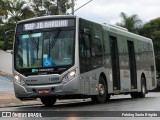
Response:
72,0,160,25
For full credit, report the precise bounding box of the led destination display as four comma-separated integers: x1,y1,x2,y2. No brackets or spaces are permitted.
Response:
24,20,68,30
17,19,75,32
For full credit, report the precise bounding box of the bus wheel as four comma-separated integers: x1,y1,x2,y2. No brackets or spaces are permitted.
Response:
40,97,57,107
130,76,146,98
139,76,146,98
91,77,108,103
130,92,139,98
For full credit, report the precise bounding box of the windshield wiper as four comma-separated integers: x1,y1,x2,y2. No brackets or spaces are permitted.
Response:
28,32,40,60
47,28,61,57
49,28,61,49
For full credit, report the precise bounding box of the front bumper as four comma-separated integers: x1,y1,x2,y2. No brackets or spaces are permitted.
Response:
13,75,82,99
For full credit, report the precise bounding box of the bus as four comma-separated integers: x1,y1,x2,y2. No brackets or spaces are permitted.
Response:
2,15,157,106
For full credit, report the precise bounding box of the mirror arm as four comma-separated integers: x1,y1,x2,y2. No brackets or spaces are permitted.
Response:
5,30,15,35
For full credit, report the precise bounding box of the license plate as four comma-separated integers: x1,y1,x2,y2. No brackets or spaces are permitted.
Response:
37,89,49,94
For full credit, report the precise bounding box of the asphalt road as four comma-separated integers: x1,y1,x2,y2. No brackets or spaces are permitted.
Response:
1,75,160,120
1,92,160,120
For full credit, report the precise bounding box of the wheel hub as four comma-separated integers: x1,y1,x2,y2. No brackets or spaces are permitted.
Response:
99,84,105,95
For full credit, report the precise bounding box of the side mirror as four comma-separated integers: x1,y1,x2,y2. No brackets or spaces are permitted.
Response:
1,30,15,52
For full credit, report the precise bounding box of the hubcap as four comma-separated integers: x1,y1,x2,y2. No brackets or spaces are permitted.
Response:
99,84,105,95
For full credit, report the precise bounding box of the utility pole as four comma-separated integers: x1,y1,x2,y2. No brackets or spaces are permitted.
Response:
71,0,74,15
57,0,64,15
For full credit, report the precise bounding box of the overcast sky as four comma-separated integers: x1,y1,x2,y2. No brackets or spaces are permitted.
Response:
72,0,160,25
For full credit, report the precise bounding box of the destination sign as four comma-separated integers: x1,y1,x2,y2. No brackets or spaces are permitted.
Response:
23,20,69,31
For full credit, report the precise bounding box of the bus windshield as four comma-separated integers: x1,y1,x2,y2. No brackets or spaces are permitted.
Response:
15,29,74,69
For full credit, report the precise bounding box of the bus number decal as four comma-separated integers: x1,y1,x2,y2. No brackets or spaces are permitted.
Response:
49,77,59,82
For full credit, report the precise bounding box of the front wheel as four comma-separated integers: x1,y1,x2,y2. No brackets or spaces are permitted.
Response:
91,77,108,103
40,97,57,107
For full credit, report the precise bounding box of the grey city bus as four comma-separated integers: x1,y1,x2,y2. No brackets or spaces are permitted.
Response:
2,15,157,106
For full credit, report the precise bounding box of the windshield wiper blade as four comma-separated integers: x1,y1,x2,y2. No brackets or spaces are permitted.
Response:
49,28,61,49
28,32,39,60
45,28,61,58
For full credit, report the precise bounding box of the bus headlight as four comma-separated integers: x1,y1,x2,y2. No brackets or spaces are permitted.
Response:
68,70,76,79
62,70,76,83
14,75,25,85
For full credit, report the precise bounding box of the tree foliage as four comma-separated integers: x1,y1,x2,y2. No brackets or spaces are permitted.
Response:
139,17,160,72
116,12,142,33
32,0,58,16
0,0,35,49
31,0,72,16
0,0,9,24
7,0,35,23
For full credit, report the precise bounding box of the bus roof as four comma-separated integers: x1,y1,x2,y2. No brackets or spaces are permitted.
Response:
17,15,152,44
17,15,76,24
102,23,152,44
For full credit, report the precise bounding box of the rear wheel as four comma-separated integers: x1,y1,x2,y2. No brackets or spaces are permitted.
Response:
130,76,146,98
130,92,139,98
91,77,109,103
40,97,57,107
138,77,146,98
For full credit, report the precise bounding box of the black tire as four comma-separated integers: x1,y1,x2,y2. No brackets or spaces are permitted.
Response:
138,77,146,98
91,77,109,103
40,97,57,107
130,76,146,98
130,92,139,98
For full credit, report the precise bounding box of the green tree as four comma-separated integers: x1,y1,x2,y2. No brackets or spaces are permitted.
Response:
139,17,160,72
0,0,35,49
0,0,9,47
116,12,142,33
0,0,9,24
31,0,72,16
7,0,35,23
32,0,58,16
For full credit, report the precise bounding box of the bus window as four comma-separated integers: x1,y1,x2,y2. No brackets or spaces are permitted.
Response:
79,29,92,73
91,30,103,68
79,30,91,58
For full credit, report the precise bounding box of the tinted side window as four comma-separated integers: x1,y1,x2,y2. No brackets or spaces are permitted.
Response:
79,29,92,73
91,30,103,68
92,30,103,56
